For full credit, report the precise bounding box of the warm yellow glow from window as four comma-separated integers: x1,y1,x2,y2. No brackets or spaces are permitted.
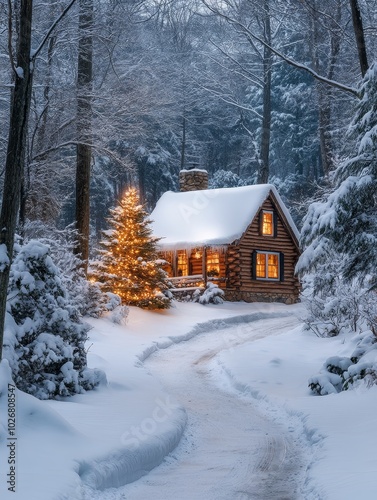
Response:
256,252,279,280
262,211,274,236
177,251,188,276
268,254,279,279
256,253,266,278
206,252,220,277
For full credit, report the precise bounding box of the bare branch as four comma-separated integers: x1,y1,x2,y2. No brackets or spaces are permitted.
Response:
208,39,264,88
32,141,132,170
32,0,78,61
201,0,360,97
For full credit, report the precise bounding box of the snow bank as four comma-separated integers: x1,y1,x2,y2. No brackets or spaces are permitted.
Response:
77,407,187,492
0,360,84,500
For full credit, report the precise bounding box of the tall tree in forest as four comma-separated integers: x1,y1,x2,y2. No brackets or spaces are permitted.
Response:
75,0,93,273
0,0,34,361
24,2,59,225
258,0,272,183
0,0,77,360
308,0,343,176
350,0,369,76
201,0,274,183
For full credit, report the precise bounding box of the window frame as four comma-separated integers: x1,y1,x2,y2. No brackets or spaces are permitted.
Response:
261,210,275,237
254,251,281,281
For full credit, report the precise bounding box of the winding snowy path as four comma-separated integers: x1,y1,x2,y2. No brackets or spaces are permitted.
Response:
120,314,305,499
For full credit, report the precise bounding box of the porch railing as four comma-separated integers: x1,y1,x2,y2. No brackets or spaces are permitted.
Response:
168,274,227,289
168,275,204,289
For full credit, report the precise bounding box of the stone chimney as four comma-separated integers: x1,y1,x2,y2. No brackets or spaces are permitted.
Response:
179,168,209,192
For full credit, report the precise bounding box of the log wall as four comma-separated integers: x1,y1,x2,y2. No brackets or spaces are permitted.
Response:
225,196,300,304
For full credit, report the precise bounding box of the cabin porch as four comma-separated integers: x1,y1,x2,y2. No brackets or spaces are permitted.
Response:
160,247,227,289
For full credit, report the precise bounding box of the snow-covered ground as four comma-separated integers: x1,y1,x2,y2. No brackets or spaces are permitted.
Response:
1,301,377,499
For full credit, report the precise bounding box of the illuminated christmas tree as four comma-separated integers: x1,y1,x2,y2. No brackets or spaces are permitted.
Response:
93,187,171,309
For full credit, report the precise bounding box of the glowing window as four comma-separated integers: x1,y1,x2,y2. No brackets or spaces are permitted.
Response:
206,252,220,277
177,251,188,276
262,211,274,236
256,252,279,280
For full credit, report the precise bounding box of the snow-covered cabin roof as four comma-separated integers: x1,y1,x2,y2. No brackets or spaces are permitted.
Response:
150,184,299,251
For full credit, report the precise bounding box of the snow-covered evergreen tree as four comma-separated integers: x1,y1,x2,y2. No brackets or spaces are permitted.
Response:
92,187,171,309
3,240,103,400
298,63,377,285
297,64,377,336
208,170,246,189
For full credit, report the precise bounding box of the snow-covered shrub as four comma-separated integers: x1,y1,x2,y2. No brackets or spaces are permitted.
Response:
110,305,130,325
300,252,377,337
309,357,353,395
308,372,344,396
193,282,224,305
309,331,377,395
83,280,111,318
23,220,109,318
104,292,122,311
3,240,104,399
303,283,377,338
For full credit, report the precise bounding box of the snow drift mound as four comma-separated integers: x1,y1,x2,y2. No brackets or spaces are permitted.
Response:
78,406,187,491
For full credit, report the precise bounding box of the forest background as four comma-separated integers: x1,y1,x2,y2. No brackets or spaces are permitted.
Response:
1,0,375,242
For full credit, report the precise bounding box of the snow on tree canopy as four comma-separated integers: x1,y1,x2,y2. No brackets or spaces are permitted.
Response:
150,184,299,250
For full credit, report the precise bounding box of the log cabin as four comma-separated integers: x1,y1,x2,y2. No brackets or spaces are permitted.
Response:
150,169,300,304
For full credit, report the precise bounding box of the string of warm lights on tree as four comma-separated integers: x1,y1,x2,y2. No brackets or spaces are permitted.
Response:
92,187,171,309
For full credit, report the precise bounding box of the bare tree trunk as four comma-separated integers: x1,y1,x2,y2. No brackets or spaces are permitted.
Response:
0,0,33,360
258,0,272,184
309,0,341,177
75,0,93,274
316,87,334,176
349,0,368,77
138,162,146,204
180,115,186,170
